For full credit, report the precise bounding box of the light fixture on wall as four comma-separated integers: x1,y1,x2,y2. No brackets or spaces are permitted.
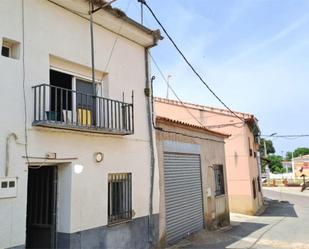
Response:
94,152,104,163
74,164,84,174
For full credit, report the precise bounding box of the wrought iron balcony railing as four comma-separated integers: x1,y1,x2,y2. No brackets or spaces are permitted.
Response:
32,84,134,135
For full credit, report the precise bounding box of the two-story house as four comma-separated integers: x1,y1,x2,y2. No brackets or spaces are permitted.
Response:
0,0,161,248
155,97,263,215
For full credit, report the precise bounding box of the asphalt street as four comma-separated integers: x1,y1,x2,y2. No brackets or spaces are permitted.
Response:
169,187,309,249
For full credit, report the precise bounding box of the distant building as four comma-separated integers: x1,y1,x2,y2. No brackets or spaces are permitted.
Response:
293,154,309,177
155,98,263,215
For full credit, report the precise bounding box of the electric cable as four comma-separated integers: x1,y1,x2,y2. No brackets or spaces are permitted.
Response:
261,134,309,138
149,52,207,128
21,0,30,166
140,0,244,122
150,77,225,144
149,52,245,129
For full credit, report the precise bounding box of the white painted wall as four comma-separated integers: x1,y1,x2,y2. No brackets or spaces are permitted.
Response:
0,0,159,247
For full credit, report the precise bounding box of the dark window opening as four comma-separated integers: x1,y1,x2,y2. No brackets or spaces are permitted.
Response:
1,181,8,188
252,178,256,199
214,165,225,196
248,137,253,157
108,173,132,224
1,46,10,57
254,151,257,158
49,70,72,121
257,176,261,192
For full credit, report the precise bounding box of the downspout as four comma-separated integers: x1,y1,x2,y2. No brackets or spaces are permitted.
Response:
145,42,157,247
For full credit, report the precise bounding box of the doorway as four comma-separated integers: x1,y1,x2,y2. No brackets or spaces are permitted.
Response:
26,166,58,249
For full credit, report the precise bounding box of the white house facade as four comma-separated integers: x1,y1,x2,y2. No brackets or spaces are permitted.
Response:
0,0,161,248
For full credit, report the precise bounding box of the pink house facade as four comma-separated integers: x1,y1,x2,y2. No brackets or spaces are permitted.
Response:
155,97,263,215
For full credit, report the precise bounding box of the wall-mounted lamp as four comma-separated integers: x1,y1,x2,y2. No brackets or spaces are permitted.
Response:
94,152,104,163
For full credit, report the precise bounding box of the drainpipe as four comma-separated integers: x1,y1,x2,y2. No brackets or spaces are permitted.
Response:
5,133,18,177
145,43,157,247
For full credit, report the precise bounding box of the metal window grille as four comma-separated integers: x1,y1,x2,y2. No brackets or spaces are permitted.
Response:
214,165,225,196
252,178,257,199
108,173,132,224
257,176,261,192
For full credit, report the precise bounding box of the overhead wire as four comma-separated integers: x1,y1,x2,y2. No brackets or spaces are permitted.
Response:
150,77,225,144
262,134,309,139
21,0,30,165
149,52,245,129
140,0,244,122
149,52,207,128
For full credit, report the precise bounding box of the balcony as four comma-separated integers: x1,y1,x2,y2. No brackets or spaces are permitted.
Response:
32,84,134,135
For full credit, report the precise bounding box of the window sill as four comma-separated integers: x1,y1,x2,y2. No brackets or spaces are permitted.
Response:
215,194,226,198
107,218,133,227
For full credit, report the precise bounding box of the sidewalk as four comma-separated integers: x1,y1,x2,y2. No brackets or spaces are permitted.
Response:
167,190,309,249
263,186,309,197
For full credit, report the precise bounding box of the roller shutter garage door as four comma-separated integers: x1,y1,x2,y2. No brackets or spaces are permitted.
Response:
164,152,204,244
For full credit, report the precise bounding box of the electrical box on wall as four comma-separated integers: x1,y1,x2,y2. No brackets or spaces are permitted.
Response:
0,177,17,199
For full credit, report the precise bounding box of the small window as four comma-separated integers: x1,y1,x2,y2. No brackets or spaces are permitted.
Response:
1,45,10,57
214,165,225,196
252,178,256,199
1,38,20,59
108,173,132,224
257,176,261,192
248,137,253,157
254,151,257,158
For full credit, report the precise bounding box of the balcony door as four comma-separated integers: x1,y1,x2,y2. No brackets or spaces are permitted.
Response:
49,69,98,126
76,79,96,126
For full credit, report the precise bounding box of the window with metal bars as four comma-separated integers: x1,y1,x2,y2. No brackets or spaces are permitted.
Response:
108,173,132,224
252,178,257,199
257,176,261,192
214,165,225,196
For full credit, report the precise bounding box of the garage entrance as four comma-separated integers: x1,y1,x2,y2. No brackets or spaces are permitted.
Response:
163,150,204,244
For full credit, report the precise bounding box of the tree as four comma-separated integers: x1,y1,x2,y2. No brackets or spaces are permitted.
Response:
260,138,275,157
286,147,309,160
268,155,284,173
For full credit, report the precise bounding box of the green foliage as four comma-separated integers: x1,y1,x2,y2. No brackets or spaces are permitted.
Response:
286,147,309,160
268,155,284,173
260,138,275,157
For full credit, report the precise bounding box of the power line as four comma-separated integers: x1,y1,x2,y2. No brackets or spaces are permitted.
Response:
21,0,30,165
149,52,206,128
149,52,245,129
140,0,244,122
149,77,225,144
262,134,309,138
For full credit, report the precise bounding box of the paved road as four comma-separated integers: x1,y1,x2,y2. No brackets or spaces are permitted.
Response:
169,187,309,249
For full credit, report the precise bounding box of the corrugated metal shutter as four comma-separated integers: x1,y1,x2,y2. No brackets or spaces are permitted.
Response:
164,152,204,244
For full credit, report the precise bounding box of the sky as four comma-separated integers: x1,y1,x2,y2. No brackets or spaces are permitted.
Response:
113,0,309,156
